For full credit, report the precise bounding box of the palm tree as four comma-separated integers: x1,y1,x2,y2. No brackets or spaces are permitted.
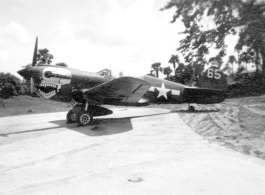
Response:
163,66,172,80
169,55,180,75
151,62,163,78
176,63,185,74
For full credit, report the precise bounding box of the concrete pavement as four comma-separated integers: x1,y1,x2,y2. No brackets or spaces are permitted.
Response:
0,107,265,195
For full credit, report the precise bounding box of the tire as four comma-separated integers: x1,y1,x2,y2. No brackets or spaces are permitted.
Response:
66,110,77,123
76,110,93,126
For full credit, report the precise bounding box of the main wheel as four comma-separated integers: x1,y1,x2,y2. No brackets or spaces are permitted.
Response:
76,110,93,126
66,110,77,124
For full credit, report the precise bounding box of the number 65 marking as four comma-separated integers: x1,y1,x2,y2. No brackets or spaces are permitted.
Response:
207,68,221,79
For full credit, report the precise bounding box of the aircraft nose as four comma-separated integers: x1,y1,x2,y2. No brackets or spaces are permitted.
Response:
17,68,30,80
17,67,42,82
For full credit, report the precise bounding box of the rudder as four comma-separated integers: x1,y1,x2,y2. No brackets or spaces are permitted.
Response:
197,67,228,91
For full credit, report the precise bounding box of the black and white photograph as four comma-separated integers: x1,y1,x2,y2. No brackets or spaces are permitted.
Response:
1,0,265,194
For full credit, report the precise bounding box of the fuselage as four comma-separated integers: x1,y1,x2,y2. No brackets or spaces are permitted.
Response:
18,65,226,105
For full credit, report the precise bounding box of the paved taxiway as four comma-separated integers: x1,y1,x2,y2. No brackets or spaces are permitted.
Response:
1,107,265,195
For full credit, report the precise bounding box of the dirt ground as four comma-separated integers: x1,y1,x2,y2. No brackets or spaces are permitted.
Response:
1,95,265,160
147,96,265,160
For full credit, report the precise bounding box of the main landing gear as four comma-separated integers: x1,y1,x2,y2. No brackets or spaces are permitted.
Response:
67,106,93,126
66,102,113,126
76,110,93,126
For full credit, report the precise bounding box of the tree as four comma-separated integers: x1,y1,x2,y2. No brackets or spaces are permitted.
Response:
182,64,194,85
0,72,21,99
161,0,265,73
56,62,68,67
37,48,54,65
175,64,194,85
163,66,172,79
0,72,21,83
228,55,237,76
151,62,163,78
175,63,185,74
209,50,226,68
169,54,180,75
222,55,237,76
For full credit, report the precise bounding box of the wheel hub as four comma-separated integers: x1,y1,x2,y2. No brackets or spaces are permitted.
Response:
80,114,90,124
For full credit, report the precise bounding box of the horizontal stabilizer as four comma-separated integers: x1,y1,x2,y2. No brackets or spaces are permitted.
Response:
183,87,226,104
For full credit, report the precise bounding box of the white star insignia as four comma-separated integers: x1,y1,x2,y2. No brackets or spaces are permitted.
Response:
148,82,181,99
156,82,171,99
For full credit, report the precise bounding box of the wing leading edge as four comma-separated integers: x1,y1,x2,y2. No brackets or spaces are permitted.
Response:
83,77,151,104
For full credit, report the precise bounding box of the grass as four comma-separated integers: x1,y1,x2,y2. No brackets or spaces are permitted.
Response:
0,95,70,117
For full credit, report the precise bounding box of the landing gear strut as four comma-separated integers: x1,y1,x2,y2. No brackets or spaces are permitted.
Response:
66,102,113,126
66,103,94,126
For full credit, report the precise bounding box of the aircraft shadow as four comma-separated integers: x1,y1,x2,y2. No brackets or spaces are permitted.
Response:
0,127,63,137
0,112,170,137
51,112,170,137
170,109,219,113
51,118,134,137
0,118,133,137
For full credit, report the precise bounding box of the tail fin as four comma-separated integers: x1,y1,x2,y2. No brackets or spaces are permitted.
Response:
197,67,228,91
32,36,38,66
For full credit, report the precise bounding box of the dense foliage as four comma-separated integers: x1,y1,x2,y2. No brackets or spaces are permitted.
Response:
36,48,54,65
161,0,265,74
23,49,68,69
0,72,21,83
0,72,21,99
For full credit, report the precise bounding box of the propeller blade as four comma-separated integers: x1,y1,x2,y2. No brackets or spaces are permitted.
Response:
32,36,38,66
30,77,34,95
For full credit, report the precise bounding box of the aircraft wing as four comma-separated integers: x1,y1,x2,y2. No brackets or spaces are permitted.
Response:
183,87,227,104
83,77,151,104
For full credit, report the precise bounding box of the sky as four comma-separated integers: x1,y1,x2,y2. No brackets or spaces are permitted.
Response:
0,0,189,79
1,0,247,80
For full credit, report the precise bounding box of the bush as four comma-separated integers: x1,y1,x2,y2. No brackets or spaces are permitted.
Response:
0,72,21,99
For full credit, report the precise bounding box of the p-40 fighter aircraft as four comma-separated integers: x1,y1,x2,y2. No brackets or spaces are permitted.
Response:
18,38,227,126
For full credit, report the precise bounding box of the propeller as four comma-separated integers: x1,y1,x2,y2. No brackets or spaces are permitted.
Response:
31,36,38,95
32,36,38,67
18,36,40,96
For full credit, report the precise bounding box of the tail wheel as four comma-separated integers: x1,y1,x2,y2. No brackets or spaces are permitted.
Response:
76,111,93,126
188,105,195,112
66,110,77,123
